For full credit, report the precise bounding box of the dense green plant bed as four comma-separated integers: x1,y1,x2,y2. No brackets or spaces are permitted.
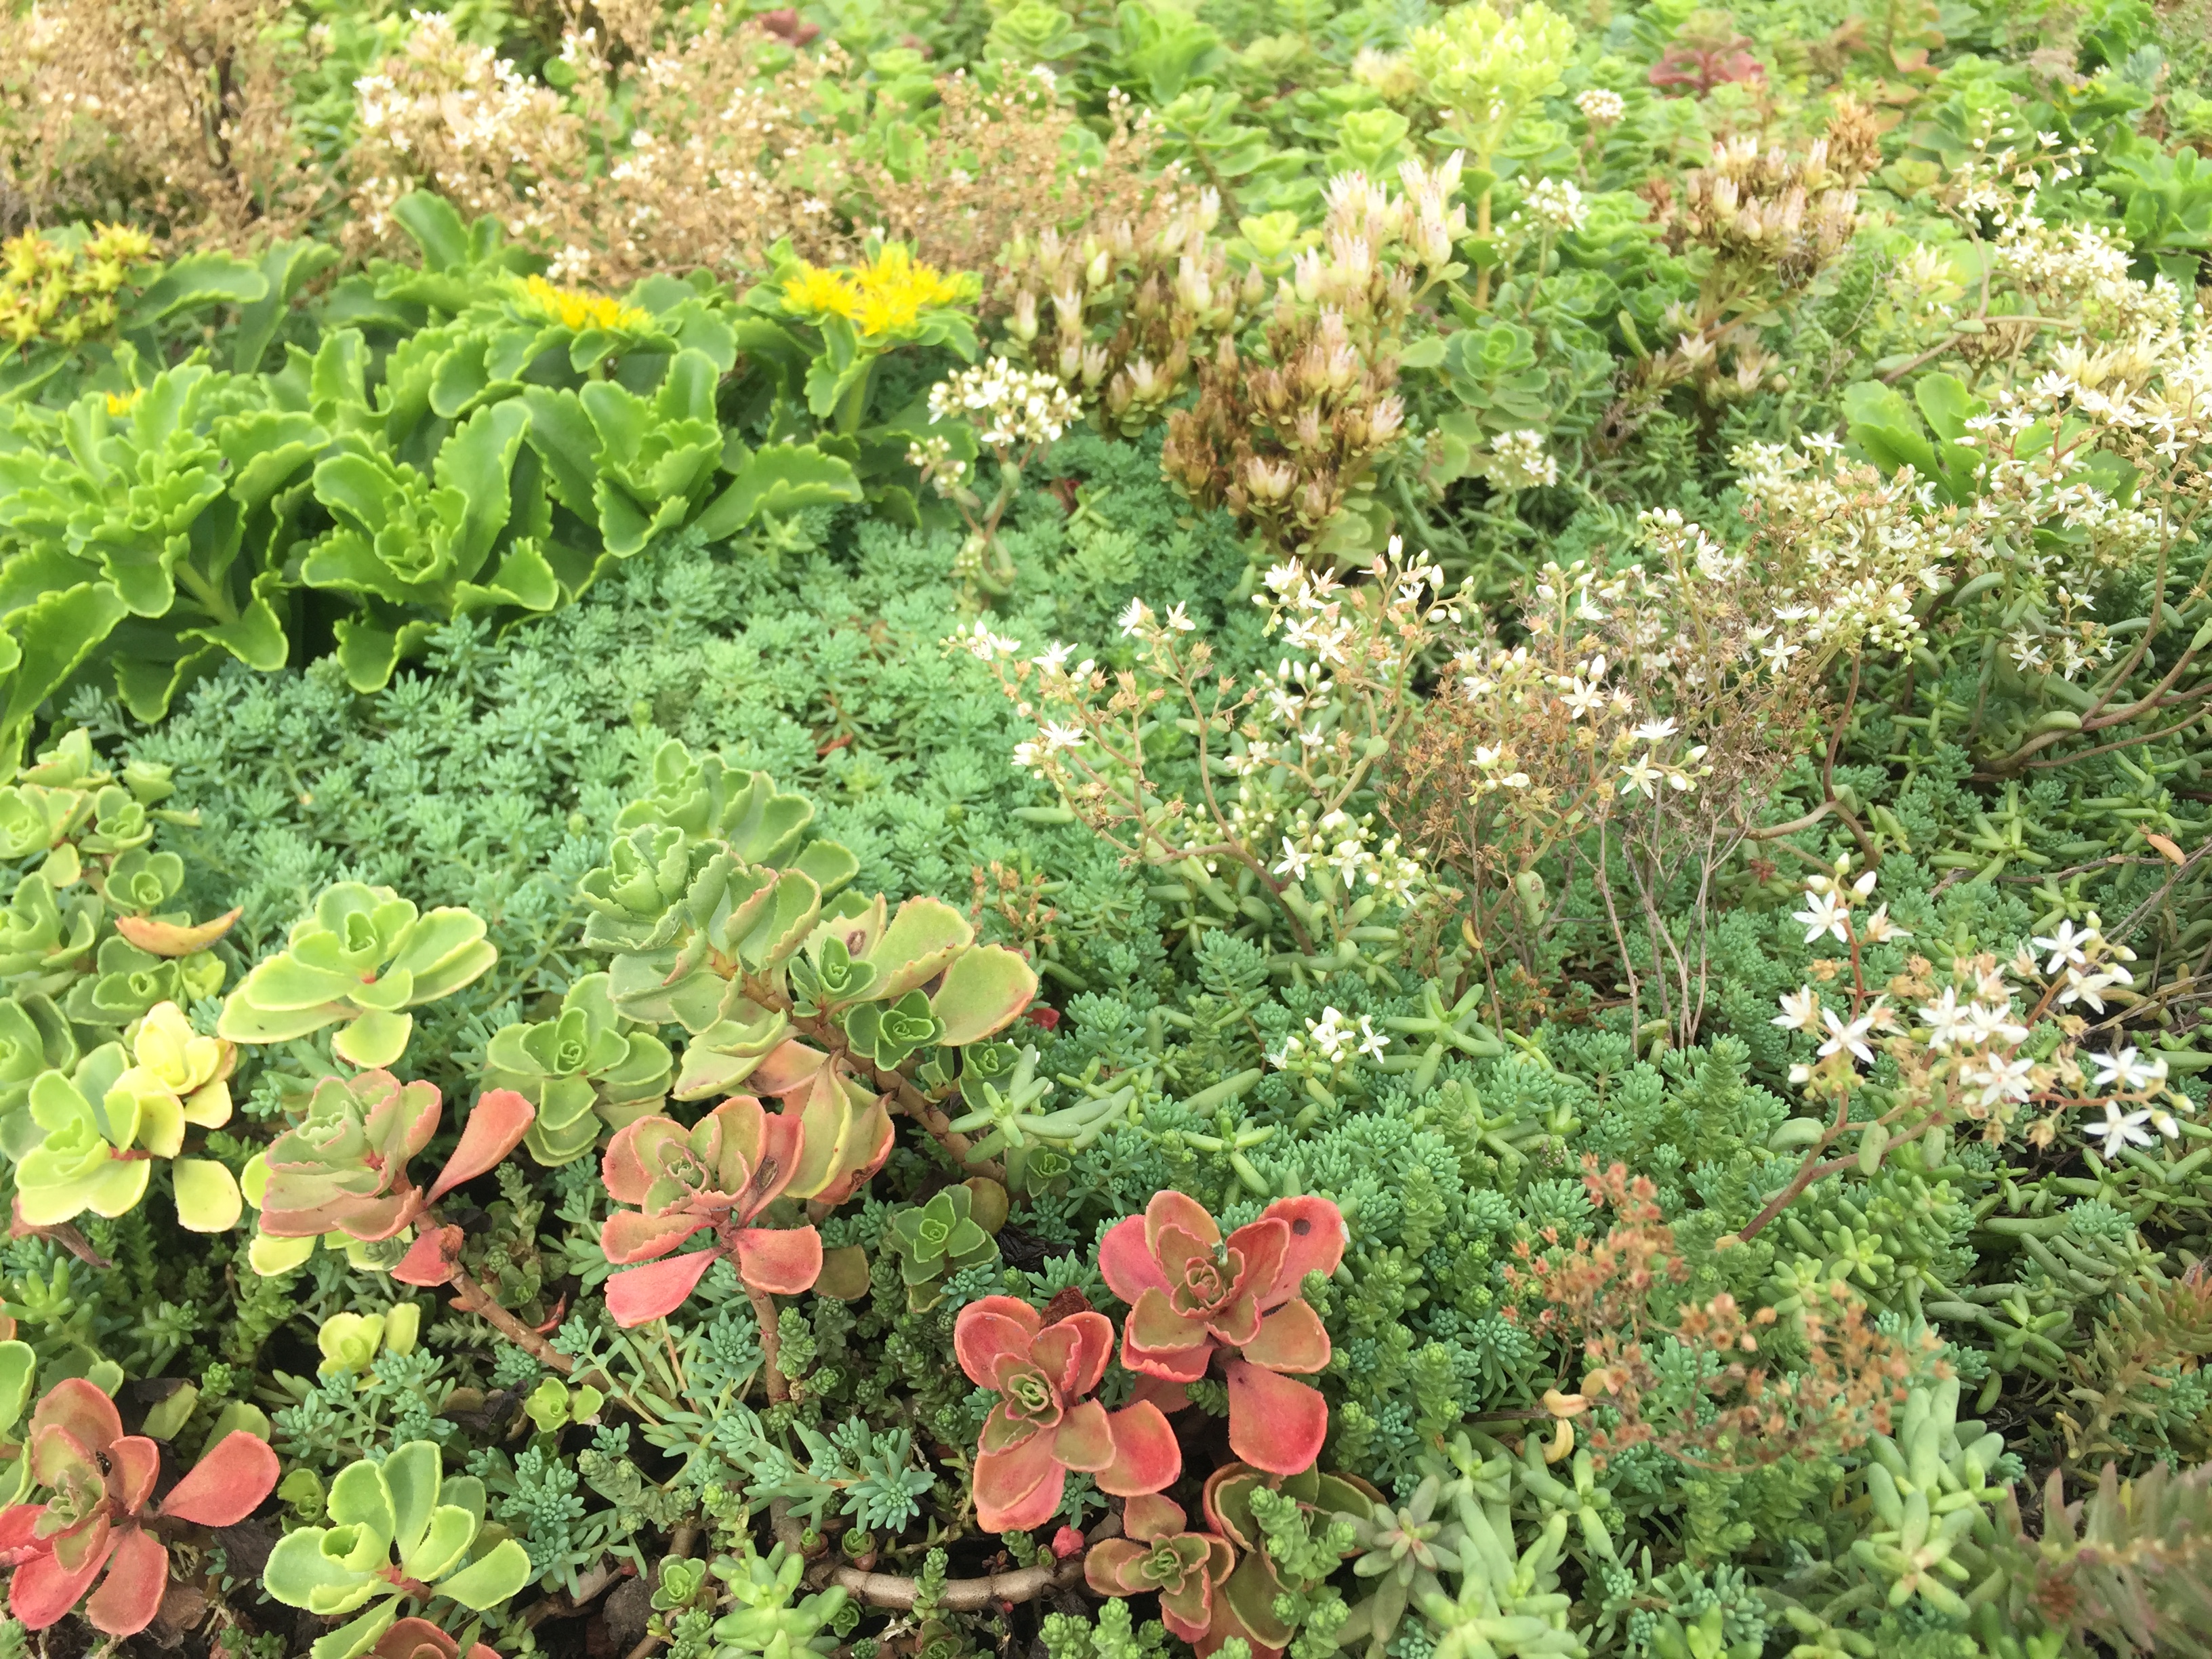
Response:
3,0,2212,1657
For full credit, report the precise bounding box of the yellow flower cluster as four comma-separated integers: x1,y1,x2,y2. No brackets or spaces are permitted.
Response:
521,274,649,333
780,245,972,337
0,224,155,352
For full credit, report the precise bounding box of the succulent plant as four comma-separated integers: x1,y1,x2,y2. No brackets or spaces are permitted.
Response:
1202,1460,1380,1657
12,1001,242,1231
886,1184,1000,1310
316,1304,423,1380
60,930,224,1029
0,1378,277,1638
578,749,1036,1097
371,1618,504,1659
707,1541,849,1659
954,1294,1181,1532
244,1075,534,1275
0,995,75,1154
1084,1493,1235,1643
1336,1472,1467,1659
262,1440,534,1659
598,1094,830,1326
1100,1190,1347,1473
482,971,672,1164
218,881,497,1067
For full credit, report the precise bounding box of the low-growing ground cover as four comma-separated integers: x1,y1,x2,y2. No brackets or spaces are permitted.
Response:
2,1,2212,1657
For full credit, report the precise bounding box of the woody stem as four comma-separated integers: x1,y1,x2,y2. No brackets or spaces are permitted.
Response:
748,1286,787,1402
447,1260,575,1375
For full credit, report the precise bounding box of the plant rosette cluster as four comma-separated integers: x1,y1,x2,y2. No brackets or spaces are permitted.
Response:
596,1092,866,1326
1101,1191,1347,1474
952,1295,1181,1532
261,1440,532,1659
218,882,498,1069
12,1001,243,1231
241,1072,535,1275
0,1379,277,1639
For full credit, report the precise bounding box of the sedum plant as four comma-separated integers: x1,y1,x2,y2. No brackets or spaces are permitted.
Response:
242,1072,534,1276
953,1294,1181,1532
970,541,1458,985
1083,1493,1234,1645
12,1001,241,1231
1100,1191,1346,1474
218,882,497,1068
596,1093,861,1327
0,1378,276,1639
262,1440,534,1659
481,972,672,1165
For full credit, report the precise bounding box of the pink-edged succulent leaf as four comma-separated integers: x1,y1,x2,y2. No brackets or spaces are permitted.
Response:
972,1430,1065,1534
1097,1214,1169,1304
427,1089,537,1202
1128,1374,1191,1415
600,1114,677,1208
600,1209,710,1266
732,1225,823,1295
1223,1359,1329,1476
1252,1196,1347,1306
391,1225,464,1287
743,1040,829,1101
158,1431,279,1528
1030,1311,1113,1401
928,944,1040,1046
954,1296,1043,1387
1097,1401,1181,1497
1084,1536,1158,1597
106,1437,160,1518
1121,1492,1188,1542
82,1525,165,1637
605,1249,722,1327
1050,1399,1116,1474
1241,1300,1330,1375
7,1530,115,1629
29,1378,121,1462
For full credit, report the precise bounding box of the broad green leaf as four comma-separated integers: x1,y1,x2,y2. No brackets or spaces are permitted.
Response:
327,1456,397,1540
693,443,861,541
930,945,1040,1046
127,254,268,328
308,1601,399,1659
436,1538,535,1610
434,400,531,581
394,192,472,272
173,1158,243,1232
382,1441,443,1568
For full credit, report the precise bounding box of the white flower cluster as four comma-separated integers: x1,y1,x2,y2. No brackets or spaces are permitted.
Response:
1771,864,2180,1155
1521,178,1589,234
927,356,1082,451
1483,428,1559,491
905,434,970,498
1575,87,1626,127
1267,1005,1389,1070
1728,438,1957,656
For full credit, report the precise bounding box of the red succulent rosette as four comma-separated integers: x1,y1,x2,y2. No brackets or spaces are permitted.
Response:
0,1380,276,1637
599,1094,825,1326
1083,1494,1233,1642
1099,1190,1346,1474
954,1296,1181,1532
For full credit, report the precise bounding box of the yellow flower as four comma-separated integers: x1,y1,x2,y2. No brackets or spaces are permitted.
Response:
520,274,649,333
851,244,970,337
780,262,862,321
104,388,142,417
